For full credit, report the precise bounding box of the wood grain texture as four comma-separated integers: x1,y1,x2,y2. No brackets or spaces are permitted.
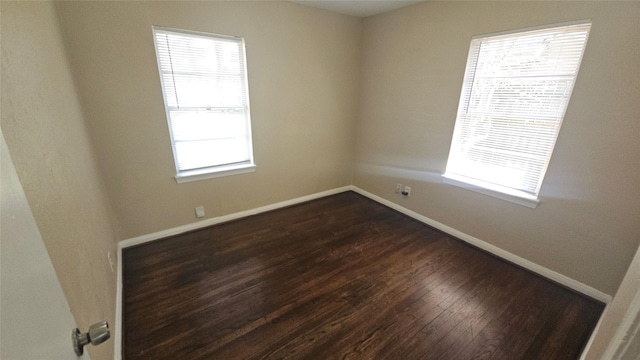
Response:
123,191,604,359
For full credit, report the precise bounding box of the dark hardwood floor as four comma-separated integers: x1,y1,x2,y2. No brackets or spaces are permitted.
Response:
123,191,604,359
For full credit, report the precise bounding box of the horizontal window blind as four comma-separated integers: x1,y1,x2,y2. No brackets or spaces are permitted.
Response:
153,27,253,173
446,21,591,197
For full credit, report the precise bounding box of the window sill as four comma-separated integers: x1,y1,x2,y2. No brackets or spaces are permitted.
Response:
442,173,540,208
175,163,256,184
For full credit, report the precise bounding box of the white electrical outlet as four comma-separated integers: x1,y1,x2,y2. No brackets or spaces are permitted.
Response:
195,206,205,218
402,185,411,197
395,183,403,194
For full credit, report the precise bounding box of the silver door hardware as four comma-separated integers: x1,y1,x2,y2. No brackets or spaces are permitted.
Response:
72,320,110,356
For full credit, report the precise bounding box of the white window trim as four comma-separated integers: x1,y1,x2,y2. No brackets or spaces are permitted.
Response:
443,20,591,207
469,19,591,40
175,162,256,184
442,173,540,208
152,26,255,183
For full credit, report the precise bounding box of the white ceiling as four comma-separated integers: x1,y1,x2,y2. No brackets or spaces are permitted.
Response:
290,0,426,18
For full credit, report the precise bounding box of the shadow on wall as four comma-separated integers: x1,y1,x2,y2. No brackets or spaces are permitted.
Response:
355,162,443,184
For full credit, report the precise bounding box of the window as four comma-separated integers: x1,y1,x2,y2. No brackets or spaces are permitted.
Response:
153,27,255,183
443,21,591,207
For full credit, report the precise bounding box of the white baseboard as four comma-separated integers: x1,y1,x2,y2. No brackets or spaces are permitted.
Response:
113,186,351,359
349,185,612,304
113,184,611,359
118,186,352,249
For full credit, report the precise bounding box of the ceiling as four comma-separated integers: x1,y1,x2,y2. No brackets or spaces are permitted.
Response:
290,0,426,18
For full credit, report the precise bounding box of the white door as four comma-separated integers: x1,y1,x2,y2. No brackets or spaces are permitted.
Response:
0,132,90,359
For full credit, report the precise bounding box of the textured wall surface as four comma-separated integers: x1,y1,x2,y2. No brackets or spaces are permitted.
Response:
3,2,640,358
354,1,640,296
1,2,118,359
56,1,362,239
1,132,91,360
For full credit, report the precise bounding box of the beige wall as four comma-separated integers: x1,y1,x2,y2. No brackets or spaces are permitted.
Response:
55,1,362,239
354,1,640,296
1,131,90,359
3,2,639,358
1,2,118,359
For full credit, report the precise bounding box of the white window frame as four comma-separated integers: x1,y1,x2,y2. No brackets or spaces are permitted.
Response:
443,20,591,208
152,26,255,183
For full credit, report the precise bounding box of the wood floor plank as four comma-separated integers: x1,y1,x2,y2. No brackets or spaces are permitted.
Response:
123,191,604,359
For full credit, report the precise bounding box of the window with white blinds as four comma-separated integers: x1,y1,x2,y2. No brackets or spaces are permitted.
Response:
153,27,254,182
444,21,591,206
